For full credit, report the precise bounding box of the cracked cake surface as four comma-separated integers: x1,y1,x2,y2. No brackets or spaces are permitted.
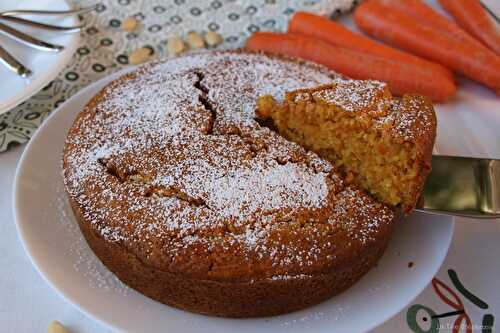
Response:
62,51,396,317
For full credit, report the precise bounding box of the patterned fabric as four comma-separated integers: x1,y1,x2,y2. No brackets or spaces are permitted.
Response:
0,0,356,152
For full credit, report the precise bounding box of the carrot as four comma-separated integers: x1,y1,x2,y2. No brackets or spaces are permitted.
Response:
354,1,500,93
245,32,456,102
438,0,500,55
288,11,454,80
374,0,484,49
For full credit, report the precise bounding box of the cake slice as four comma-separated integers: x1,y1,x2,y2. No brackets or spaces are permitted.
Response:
256,79,436,213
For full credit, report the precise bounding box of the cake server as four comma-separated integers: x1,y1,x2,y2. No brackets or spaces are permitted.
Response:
416,155,500,219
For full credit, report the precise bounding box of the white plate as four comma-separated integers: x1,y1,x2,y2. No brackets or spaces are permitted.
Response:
13,69,454,333
0,0,79,114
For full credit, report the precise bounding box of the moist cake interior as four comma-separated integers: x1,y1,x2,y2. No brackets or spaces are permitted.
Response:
257,81,436,213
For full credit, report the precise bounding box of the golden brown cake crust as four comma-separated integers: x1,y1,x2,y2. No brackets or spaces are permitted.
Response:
63,51,396,317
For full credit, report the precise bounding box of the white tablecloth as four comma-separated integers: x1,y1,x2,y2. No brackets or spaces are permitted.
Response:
1,146,112,333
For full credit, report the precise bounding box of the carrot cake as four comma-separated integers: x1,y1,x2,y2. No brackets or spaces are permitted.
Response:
63,51,403,317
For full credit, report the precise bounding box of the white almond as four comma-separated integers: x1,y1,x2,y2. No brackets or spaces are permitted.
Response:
122,17,138,32
129,47,152,65
205,31,223,47
167,36,187,55
186,31,205,49
48,321,67,333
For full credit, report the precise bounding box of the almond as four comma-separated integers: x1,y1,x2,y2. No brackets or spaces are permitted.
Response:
122,17,139,32
186,31,205,49
167,36,187,55
205,31,223,47
48,321,67,333
129,47,152,65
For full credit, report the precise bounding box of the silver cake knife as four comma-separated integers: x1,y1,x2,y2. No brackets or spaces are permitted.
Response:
416,155,500,219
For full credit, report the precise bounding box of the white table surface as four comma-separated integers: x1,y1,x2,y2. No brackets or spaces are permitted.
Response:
0,145,113,333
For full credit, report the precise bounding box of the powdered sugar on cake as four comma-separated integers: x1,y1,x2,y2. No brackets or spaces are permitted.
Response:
63,51,395,278
292,78,393,118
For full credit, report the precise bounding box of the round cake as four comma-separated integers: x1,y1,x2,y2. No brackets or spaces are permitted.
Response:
63,51,397,317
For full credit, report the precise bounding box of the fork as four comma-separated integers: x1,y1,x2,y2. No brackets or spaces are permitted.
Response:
0,4,97,76
0,22,64,52
0,4,100,33
0,5,98,17
0,45,31,77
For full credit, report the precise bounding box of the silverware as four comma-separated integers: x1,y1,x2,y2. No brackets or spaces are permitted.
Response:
0,16,83,33
417,155,500,219
0,4,100,33
0,45,31,77
0,4,98,76
0,4,99,18
0,22,64,52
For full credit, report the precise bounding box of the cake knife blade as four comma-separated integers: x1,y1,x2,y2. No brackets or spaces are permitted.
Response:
416,155,500,219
